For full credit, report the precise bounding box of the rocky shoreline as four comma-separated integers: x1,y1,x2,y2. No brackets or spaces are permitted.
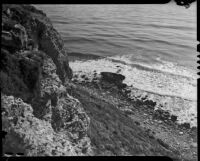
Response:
68,55,197,159
71,66,196,130
1,4,197,160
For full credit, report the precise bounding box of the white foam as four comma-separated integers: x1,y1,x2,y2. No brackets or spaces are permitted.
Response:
69,57,197,127
127,88,197,127
108,55,198,79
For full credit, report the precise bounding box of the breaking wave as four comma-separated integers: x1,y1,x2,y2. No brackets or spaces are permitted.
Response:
69,54,197,127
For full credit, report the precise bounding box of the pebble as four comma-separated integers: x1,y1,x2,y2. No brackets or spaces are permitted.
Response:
179,132,183,135
191,142,197,148
135,121,140,126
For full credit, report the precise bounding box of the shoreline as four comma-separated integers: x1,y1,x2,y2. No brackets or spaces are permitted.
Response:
68,53,197,158
68,52,197,128
2,4,197,159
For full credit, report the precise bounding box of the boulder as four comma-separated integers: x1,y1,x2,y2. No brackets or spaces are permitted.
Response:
100,72,125,87
179,122,191,129
1,94,77,156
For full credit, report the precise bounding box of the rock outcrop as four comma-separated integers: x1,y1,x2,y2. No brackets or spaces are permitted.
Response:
1,4,92,156
2,94,77,156
100,72,127,89
101,72,125,84
2,4,72,82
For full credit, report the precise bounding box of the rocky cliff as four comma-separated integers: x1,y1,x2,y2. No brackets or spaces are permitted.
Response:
1,4,197,159
1,4,92,156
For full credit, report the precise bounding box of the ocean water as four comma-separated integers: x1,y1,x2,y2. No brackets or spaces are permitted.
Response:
35,4,197,127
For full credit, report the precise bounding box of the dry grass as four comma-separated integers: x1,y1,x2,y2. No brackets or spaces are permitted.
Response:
70,84,182,159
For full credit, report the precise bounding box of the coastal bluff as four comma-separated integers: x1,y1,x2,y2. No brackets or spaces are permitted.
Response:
1,4,197,160
1,4,92,156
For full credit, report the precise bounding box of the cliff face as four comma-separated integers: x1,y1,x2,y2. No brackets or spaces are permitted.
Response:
1,4,196,159
1,4,92,156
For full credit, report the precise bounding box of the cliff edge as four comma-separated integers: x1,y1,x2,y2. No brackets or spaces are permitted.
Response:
1,4,197,160
1,4,92,156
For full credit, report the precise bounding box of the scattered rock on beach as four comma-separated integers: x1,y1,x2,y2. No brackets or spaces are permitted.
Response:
171,115,178,122
179,132,184,135
180,123,190,129
101,72,125,82
100,72,126,89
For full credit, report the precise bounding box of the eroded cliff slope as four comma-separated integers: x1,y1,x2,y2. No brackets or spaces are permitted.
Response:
1,4,197,160
1,4,92,156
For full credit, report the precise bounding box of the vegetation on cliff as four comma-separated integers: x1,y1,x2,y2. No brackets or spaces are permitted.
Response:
68,70,197,159
1,3,197,160
1,4,92,156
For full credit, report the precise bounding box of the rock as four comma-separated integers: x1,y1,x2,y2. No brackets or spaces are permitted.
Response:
2,4,72,82
1,30,23,51
163,111,170,119
179,132,183,135
190,142,197,148
1,94,77,156
143,100,156,107
118,83,127,89
1,4,92,156
101,72,125,84
81,75,86,79
124,109,134,116
2,20,28,51
27,39,35,50
153,109,171,121
100,72,126,90
157,138,169,149
123,89,131,95
135,121,140,126
101,81,114,89
51,95,90,139
1,56,92,155
181,122,190,129
73,74,78,78
33,17,73,82
149,134,155,139
92,77,98,81
190,126,197,134
1,48,44,102
37,56,91,145
171,115,177,122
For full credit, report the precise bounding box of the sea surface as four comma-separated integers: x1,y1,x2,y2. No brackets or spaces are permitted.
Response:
35,3,197,127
